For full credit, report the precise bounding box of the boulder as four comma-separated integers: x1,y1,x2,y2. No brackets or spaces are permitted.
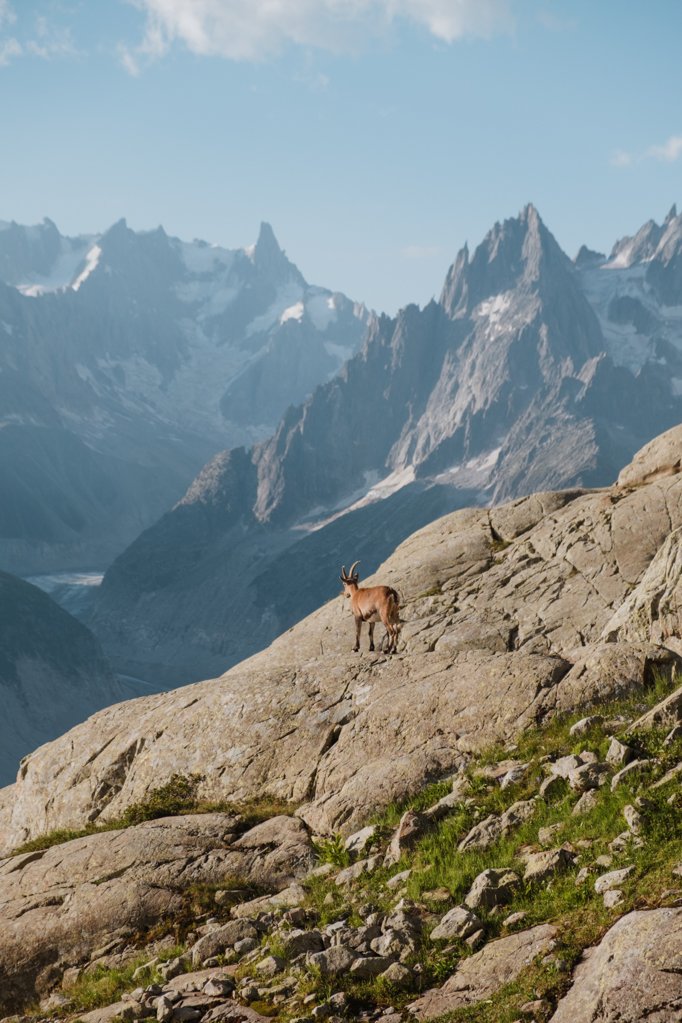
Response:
190,920,259,965
549,908,682,1022
307,946,355,978
611,760,650,790
523,847,575,883
409,924,557,1018
430,906,482,941
458,799,536,852
606,737,634,766
617,424,682,487
594,866,634,894
630,683,682,732
567,763,610,792
572,789,599,816
464,868,520,910
384,810,429,867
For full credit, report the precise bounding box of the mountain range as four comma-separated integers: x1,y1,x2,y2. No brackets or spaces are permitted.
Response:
87,203,682,684
0,217,369,572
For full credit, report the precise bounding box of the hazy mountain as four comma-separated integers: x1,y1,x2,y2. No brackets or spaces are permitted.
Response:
0,218,369,572
89,204,682,684
0,570,125,784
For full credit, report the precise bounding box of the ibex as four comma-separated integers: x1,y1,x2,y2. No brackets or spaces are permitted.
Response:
340,561,401,654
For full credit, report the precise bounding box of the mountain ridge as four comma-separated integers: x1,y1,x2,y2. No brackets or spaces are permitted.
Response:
0,217,370,572
89,203,682,683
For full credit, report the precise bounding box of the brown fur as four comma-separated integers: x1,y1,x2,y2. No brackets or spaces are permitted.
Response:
340,563,401,654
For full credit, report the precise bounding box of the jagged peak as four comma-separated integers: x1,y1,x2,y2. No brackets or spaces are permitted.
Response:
250,221,305,286
574,244,606,268
254,221,281,258
664,203,678,224
440,203,566,317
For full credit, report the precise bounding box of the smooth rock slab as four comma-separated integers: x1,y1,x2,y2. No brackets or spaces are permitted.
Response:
0,813,311,1014
549,908,682,1022
409,924,557,1019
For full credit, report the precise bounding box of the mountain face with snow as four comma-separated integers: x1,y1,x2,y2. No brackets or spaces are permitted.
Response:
0,218,369,572
89,204,682,685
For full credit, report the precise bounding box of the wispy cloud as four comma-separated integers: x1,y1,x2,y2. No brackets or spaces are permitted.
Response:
612,133,682,168
0,5,76,66
121,0,513,73
646,135,682,163
0,0,16,30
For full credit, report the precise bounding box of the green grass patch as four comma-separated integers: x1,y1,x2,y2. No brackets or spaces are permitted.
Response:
60,944,186,1014
11,777,298,857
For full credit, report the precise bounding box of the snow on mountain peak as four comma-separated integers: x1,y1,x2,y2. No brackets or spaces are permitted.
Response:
71,245,102,292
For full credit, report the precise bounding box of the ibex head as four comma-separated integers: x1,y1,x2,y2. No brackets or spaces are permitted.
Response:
340,561,360,594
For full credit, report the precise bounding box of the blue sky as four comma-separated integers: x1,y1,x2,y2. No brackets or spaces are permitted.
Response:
1,1,681,313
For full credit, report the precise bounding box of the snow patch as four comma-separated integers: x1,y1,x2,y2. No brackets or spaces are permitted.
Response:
16,237,94,296
465,447,501,472
71,245,102,291
475,291,512,322
604,243,636,270
296,466,416,534
280,301,305,324
247,282,304,335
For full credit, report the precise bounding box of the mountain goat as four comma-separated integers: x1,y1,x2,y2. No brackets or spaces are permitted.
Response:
340,561,401,654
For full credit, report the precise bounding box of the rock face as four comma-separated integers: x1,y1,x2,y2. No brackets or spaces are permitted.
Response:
2,431,682,848
0,219,369,573
90,204,682,684
0,570,122,785
410,923,557,1018
549,909,682,1022
0,813,312,1013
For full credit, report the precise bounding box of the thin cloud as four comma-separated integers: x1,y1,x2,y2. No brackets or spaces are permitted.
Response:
0,0,15,30
0,7,76,66
610,149,633,168
0,35,20,64
121,0,513,71
612,134,682,168
646,135,682,163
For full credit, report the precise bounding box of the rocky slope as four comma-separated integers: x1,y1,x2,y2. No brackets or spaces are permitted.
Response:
0,428,681,1020
0,570,124,785
0,219,368,572
90,204,682,683
0,630,680,1020
2,424,681,846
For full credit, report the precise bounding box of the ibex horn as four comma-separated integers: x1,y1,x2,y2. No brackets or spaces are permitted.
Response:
348,560,360,579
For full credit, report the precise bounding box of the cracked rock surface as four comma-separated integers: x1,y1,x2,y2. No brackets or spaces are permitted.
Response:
409,923,558,1018
549,908,682,1022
